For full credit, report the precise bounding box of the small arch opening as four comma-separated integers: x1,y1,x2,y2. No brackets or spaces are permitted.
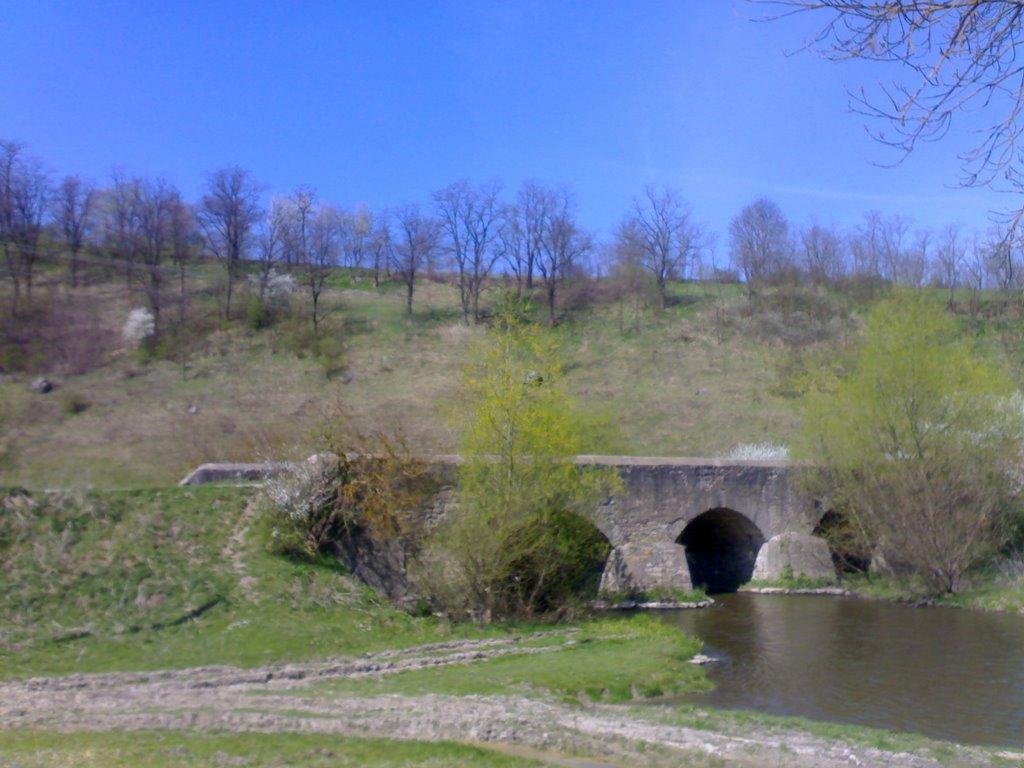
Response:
677,508,765,593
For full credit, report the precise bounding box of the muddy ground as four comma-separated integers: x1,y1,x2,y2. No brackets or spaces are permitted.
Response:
2,632,1019,768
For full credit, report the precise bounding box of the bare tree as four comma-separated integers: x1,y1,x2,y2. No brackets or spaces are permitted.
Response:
848,210,883,279
134,179,179,336
934,224,965,307
965,235,988,316
537,192,588,325
105,171,142,288
391,205,440,317
0,141,21,311
879,214,913,283
168,196,199,372
518,182,555,290
617,185,703,308
435,180,502,323
497,204,527,294
369,218,392,288
342,204,373,271
303,203,341,333
0,141,49,308
909,228,932,288
198,167,262,320
800,221,845,282
255,197,288,301
281,186,316,273
54,175,96,288
728,197,790,293
776,2,1024,233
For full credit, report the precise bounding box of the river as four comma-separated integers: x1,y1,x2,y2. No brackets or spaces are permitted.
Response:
658,593,1024,748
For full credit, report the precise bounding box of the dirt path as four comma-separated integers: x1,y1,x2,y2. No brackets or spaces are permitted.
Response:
222,494,260,602
1,635,1014,768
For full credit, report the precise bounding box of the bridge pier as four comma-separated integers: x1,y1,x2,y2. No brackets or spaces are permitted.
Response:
752,532,834,583
599,542,692,596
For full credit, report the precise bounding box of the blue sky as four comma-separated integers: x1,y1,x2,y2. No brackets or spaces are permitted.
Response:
0,1,1012,259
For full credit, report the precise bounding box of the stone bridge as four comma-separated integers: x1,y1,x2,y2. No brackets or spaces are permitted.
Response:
182,455,835,594
575,456,833,594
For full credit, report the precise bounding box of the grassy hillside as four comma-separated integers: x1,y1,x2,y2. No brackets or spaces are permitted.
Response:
0,485,449,677
0,268,877,487
5,266,1024,488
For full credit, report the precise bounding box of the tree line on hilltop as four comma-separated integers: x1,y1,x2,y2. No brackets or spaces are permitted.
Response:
2,137,1022,341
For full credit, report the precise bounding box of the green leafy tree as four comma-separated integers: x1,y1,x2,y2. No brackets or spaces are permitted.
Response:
799,291,1023,594
418,293,618,620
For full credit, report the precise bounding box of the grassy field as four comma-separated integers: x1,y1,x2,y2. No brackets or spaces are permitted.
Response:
0,484,703,691
0,730,548,768
0,484,481,677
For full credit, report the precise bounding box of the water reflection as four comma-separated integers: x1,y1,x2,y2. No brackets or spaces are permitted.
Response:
661,593,1024,747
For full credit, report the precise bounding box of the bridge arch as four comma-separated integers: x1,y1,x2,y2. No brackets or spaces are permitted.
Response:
677,508,765,593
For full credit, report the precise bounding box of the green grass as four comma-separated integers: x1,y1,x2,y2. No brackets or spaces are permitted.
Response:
746,574,838,590
0,730,546,767
0,485,502,678
840,573,1024,614
0,485,709,700
294,615,710,704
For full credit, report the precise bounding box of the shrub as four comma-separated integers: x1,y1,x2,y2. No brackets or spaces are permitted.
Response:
0,294,117,375
799,290,1024,594
416,293,620,621
726,442,789,461
60,392,90,415
741,286,850,347
122,308,155,349
246,295,273,330
261,420,436,561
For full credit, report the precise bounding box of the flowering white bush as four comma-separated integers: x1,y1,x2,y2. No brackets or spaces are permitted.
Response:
267,269,296,298
726,442,790,461
249,269,296,300
122,308,155,348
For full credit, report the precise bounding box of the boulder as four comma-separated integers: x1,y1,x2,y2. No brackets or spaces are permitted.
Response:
752,532,834,582
29,378,54,394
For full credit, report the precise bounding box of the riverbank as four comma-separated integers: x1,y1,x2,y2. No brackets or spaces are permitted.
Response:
744,572,1024,615
2,641,1018,768
4,486,1022,766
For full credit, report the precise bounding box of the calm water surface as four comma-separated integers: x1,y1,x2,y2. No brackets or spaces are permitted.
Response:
659,593,1024,747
